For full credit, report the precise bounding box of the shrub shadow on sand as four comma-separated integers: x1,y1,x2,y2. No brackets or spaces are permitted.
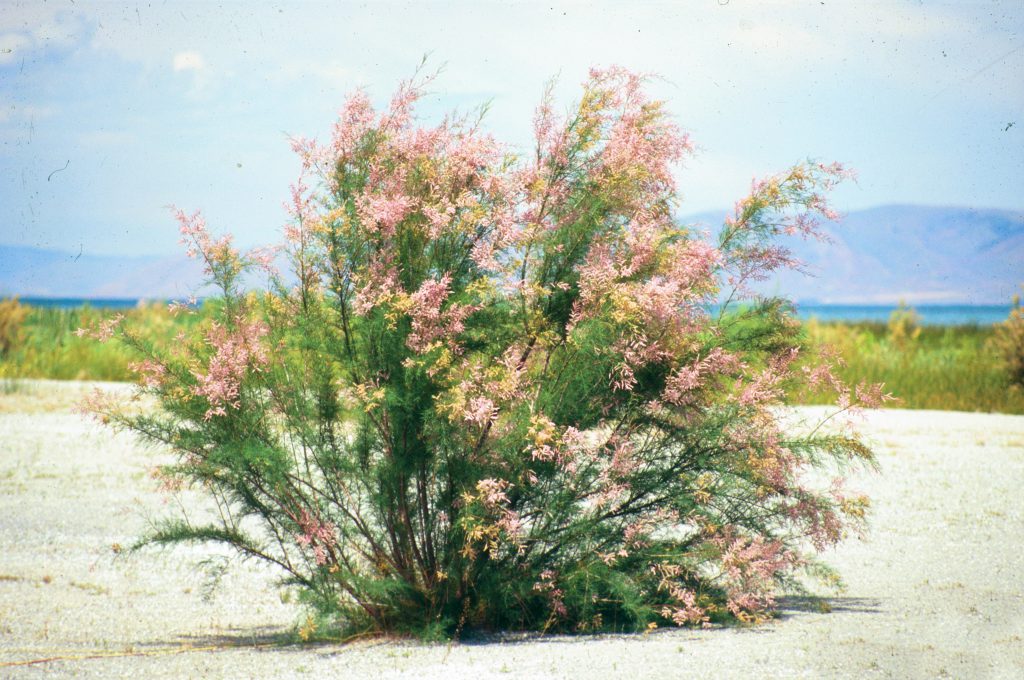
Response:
775,595,883,618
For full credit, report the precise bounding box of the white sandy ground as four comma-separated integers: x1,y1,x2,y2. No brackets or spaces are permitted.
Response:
0,380,1022,679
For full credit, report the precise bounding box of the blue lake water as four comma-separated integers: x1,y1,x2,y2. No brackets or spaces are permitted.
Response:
12,297,1015,326
18,297,156,310
795,304,1012,326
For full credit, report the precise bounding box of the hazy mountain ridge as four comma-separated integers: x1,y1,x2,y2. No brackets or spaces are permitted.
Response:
2,205,1021,304
0,244,209,300
683,204,1023,304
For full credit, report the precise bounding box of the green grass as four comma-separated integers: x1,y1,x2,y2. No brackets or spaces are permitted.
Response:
0,299,205,382
1,298,1021,414
796,319,1024,415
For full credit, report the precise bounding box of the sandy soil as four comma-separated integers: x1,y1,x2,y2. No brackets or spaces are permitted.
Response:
1,380,1022,679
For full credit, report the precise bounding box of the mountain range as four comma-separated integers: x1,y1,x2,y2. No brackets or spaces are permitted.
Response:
1,205,1021,304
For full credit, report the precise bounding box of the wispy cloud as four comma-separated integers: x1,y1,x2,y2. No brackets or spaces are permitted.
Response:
269,59,357,90
173,50,205,72
172,50,215,98
78,129,136,148
0,103,56,124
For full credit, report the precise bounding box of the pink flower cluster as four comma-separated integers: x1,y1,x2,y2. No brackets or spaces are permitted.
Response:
332,89,376,157
356,192,416,239
475,478,511,508
475,478,523,541
175,207,280,282
736,347,800,408
129,359,167,388
167,296,198,317
191,317,270,420
74,313,125,342
662,586,708,627
588,66,693,198
75,386,118,420
283,177,314,245
653,562,709,627
528,423,590,474
294,508,337,566
352,255,401,316
662,348,740,406
712,529,797,617
462,396,497,426
608,333,669,393
406,274,476,354
784,490,848,551
448,344,529,427
532,569,567,618
174,208,239,275
622,508,679,549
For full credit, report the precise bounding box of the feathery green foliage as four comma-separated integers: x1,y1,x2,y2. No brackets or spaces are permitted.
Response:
52,69,890,638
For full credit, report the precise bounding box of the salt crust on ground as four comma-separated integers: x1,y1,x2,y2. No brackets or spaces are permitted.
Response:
1,380,1022,678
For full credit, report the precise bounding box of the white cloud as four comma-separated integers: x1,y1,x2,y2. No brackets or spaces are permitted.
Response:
78,129,136,148
19,104,55,119
269,59,358,90
173,50,205,72
0,102,55,123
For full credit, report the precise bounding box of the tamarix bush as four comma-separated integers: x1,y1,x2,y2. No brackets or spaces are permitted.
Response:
83,66,886,637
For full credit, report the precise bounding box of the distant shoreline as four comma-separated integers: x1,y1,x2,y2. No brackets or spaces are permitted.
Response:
794,303,1012,325
11,297,191,309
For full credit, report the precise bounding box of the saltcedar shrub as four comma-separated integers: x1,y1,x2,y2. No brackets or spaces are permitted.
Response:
85,66,886,637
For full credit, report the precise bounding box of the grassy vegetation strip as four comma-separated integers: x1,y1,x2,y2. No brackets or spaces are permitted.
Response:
0,299,209,381
1,299,1022,413
799,319,1024,414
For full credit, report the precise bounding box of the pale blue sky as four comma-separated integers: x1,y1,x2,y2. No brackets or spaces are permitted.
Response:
1,1,1021,256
